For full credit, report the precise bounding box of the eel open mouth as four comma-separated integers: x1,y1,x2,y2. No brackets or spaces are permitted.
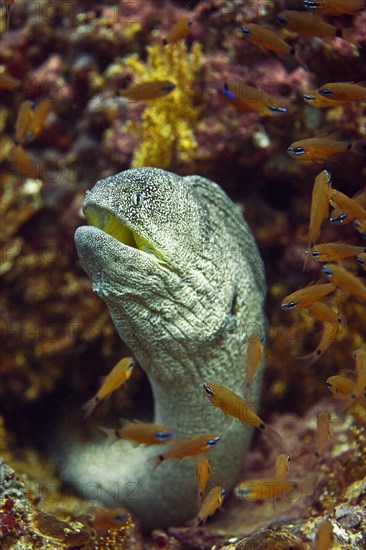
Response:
84,205,164,261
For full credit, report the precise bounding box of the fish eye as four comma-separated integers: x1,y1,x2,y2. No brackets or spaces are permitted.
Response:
322,266,333,277
357,255,365,265
221,488,226,496
268,105,287,115
287,455,291,462
131,192,144,208
330,212,347,224
319,88,332,97
128,358,135,370
326,379,332,387
281,300,297,310
114,513,128,523
292,146,305,155
155,431,173,441
241,26,251,36
303,94,315,102
311,251,320,258
207,436,220,447
323,169,332,184
304,0,319,8
162,82,176,94
203,383,214,397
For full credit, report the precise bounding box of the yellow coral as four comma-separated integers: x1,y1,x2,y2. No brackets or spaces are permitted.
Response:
123,40,202,168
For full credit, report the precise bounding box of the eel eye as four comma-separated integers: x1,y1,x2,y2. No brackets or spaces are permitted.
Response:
241,26,251,36
132,192,144,208
319,88,332,97
207,436,220,447
312,251,320,258
281,300,297,310
203,383,214,397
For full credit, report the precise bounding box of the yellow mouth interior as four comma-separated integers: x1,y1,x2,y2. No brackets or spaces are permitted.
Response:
85,206,163,261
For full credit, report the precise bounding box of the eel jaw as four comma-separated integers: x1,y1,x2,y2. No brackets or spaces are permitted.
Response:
84,205,165,263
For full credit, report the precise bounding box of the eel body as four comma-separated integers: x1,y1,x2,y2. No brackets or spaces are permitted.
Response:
69,167,266,529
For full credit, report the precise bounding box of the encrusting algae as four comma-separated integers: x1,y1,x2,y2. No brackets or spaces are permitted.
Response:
121,39,202,168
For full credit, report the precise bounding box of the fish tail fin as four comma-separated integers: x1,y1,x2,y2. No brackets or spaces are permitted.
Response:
260,423,285,452
298,473,319,497
291,46,309,71
98,426,119,446
81,397,98,418
186,516,199,528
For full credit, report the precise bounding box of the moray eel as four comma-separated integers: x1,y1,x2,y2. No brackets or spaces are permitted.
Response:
69,167,266,530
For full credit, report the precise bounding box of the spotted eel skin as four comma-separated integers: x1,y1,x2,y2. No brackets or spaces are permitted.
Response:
70,167,266,530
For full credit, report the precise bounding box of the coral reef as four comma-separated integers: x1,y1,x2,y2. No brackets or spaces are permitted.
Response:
0,0,365,547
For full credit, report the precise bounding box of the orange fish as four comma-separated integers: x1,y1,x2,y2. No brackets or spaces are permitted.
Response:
315,519,334,550
318,82,366,103
281,282,336,311
15,100,34,143
99,420,174,446
357,252,366,270
241,23,294,56
88,508,130,532
187,486,225,527
196,457,211,503
326,374,356,398
322,264,366,301
330,188,366,224
25,98,52,143
306,302,342,325
311,242,366,262
234,475,316,501
151,434,220,468
287,137,353,161
304,0,365,16
119,81,176,101
11,144,39,178
163,17,192,45
244,332,264,396
350,348,366,401
277,10,344,39
274,454,291,482
82,357,135,418
314,410,331,458
329,189,366,222
218,83,288,117
298,321,339,367
203,382,284,451
304,170,332,269
303,89,348,108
